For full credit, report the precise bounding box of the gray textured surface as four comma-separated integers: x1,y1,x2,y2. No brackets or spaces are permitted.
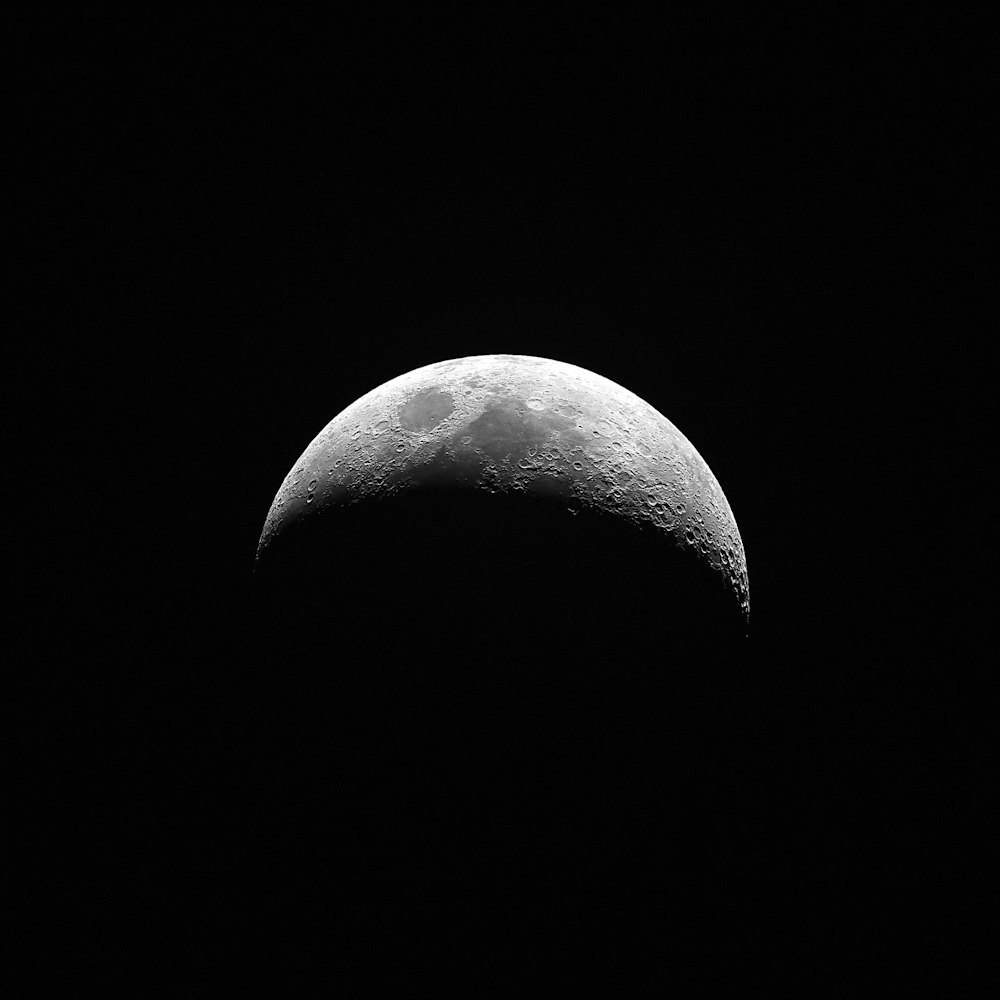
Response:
258,354,748,624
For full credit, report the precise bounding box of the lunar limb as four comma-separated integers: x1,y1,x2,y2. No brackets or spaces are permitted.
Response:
257,354,748,631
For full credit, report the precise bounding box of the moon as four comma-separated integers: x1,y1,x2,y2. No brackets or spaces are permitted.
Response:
257,353,748,633
249,354,753,957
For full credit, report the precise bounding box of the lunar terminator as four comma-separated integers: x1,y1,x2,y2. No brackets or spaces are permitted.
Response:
257,353,748,632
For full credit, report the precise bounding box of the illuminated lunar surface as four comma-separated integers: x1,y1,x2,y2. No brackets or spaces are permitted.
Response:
257,353,748,628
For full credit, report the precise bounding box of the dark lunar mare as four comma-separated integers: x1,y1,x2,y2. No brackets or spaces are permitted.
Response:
215,487,753,980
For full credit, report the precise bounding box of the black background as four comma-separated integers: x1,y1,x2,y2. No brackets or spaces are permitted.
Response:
19,8,987,994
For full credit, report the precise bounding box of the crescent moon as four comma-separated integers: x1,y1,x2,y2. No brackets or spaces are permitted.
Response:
258,354,748,630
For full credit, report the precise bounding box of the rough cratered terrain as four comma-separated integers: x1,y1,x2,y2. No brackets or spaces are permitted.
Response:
257,354,748,630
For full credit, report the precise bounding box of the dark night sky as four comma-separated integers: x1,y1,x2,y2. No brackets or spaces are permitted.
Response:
20,7,986,993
